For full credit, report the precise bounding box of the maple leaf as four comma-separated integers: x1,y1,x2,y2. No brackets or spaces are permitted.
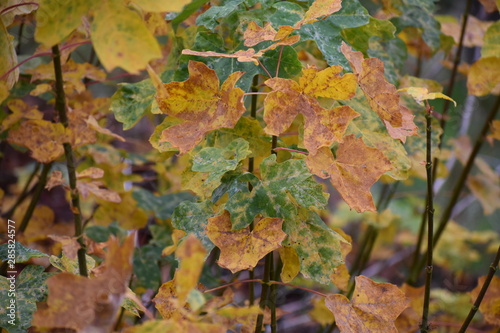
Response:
7,120,68,163
32,234,136,332
225,154,329,229
155,61,246,154
207,210,286,273
93,192,148,229
340,42,418,142
325,276,410,333
395,284,425,333
398,87,456,106
282,208,349,284
1,99,43,131
263,66,358,154
467,57,500,96
294,0,343,28
470,275,500,326
306,135,392,212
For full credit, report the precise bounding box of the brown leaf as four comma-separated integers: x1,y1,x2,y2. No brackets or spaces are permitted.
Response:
207,211,286,273
264,66,358,154
46,170,66,190
33,234,136,332
156,61,246,154
1,99,43,131
470,275,500,326
325,276,409,333
244,21,279,46
340,42,417,142
306,135,392,212
77,180,122,203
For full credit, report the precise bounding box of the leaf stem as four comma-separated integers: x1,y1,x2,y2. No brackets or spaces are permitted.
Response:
458,244,500,333
273,147,309,155
18,163,52,233
52,44,87,277
275,45,284,78
420,104,435,333
255,252,272,333
257,59,272,78
409,94,500,283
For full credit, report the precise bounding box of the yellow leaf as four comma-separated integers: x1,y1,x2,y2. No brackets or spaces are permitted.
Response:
86,115,126,142
395,284,425,333
7,119,68,163
33,234,136,332
309,297,335,326
488,120,500,143
325,276,409,333
398,87,456,106
483,21,500,58
91,0,162,73
0,20,18,89
93,191,148,229
467,57,500,96
156,61,246,154
278,246,300,283
207,211,286,273
162,229,187,256
294,0,342,28
439,15,492,47
1,99,43,131
340,42,418,142
306,136,392,212
470,275,500,326
131,0,193,12
35,0,90,47
0,81,9,103
264,67,358,154
153,279,182,320
175,234,206,305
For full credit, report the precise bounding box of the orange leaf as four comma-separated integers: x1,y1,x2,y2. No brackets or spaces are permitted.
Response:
156,61,246,154
470,275,500,326
33,234,136,332
306,135,392,212
207,211,286,273
264,67,358,154
325,276,409,333
340,42,417,142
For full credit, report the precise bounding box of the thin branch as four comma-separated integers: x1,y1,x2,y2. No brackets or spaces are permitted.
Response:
275,45,285,78
3,163,41,220
420,103,435,333
458,245,500,333
257,59,272,78
52,44,88,277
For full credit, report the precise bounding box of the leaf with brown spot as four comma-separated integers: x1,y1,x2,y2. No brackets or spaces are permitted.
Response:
244,21,280,46
1,99,43,131
156,61,246,154
7,120,68,163
33,234,136,332
263,66,358,154
325,276,410,333
340,42,417,142
294,0,342,28
207,211,286,273
306,135,392,212
470,275,500,326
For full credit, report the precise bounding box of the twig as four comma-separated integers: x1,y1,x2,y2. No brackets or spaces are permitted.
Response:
420,103,435,333
52,44,87,277
276,45,284,78
458,245,500,333
258,59,272,78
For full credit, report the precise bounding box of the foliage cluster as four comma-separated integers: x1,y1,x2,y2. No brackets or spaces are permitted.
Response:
0,0,499,332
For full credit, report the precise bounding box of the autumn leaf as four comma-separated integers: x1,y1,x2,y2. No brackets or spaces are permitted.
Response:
263,66,358,154
175,234,206,305
225,154,329,229
153,279,182,320
7,120,68,163
33,234,136,332
93,191,148,229
306,135,392,212
470,275,500,325
207,210,286,273
325,276,410,332
91,0,162,73
294,0,342,28
243,21,283,46
395,284,425,333
340,42,417,142
86,116,126,142
467,57,500,96
156,61,246,154
278,246,301,283
0,20,18,89
398,87,456,106
131,0,194,12
282,208,348,284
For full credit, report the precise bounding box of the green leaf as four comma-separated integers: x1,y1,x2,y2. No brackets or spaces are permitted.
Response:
225,155,329,229
0,242,48,263
390,0,441,51
133,189,197,220
110,79,156,130
205,116,272,159
84,221,129,243
341,17,396,54
133,245,163,290
367,37,407,85
0,265,54,333
35,0,91,47
172,0,212,30
171,200,217,253
343,92,411,181
196,0,246,30
212,171,260,203
283,208,347,284
482,21,500,58
297,0,370,67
